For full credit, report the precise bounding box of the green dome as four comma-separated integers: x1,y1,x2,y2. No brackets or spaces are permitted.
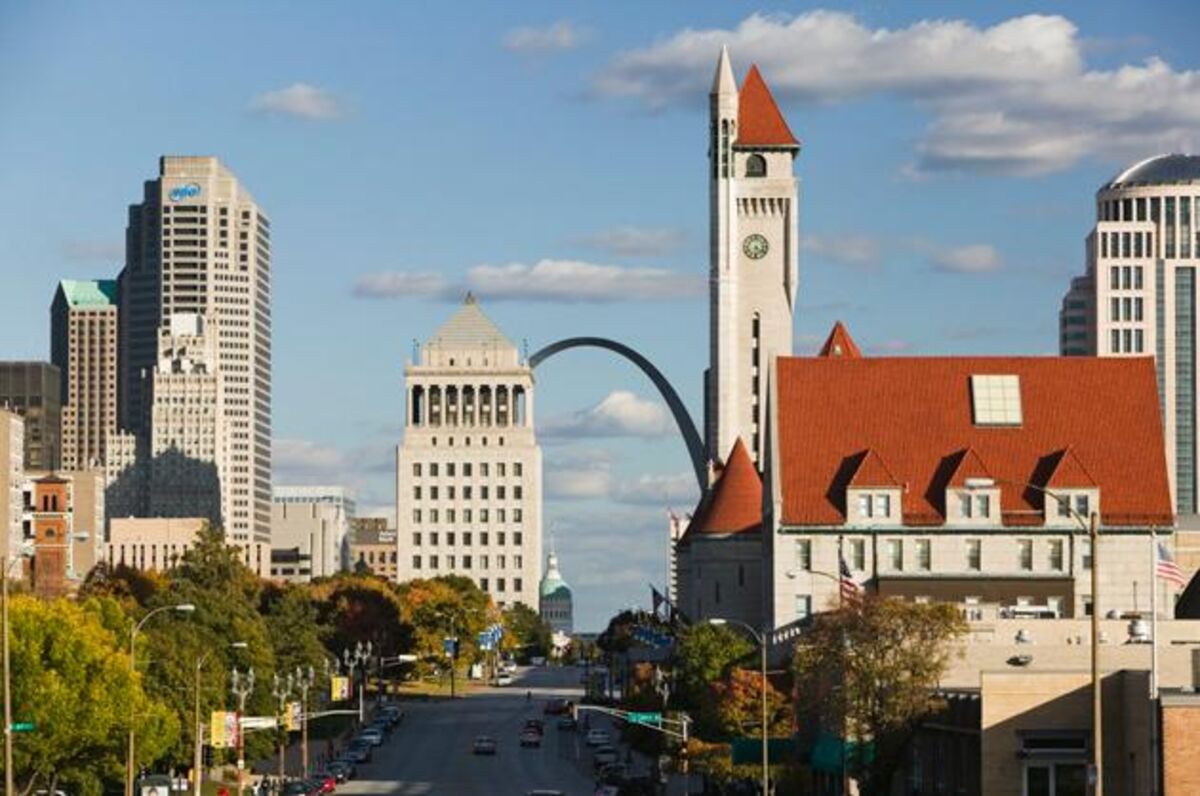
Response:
539,551,572,599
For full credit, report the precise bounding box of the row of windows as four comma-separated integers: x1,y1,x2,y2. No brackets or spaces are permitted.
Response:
414,553,522,569
1110,296,1144,322
1101,231,1153,260
412,485,524,501
413,507,523,525
1109,266,1145,291
794,536,1089,573
413,530,524,546
412,462,524,478
1111,328,1146,354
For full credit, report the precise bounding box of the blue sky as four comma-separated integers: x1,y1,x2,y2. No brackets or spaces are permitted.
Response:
2,1,1199,630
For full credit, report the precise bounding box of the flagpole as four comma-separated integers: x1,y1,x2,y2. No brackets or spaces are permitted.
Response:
1150,531,1160,796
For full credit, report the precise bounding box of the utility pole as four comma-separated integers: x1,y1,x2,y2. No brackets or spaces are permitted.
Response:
1090,511,1104,796
231,667,255,796
295,665,316,777
271,673,294,780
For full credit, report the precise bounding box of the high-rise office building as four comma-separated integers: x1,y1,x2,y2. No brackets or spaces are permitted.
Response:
119,156,272,547
395,296,542,609
0,362,61,470
0,410,24,580
51,279,119,471
1058,154,1200,515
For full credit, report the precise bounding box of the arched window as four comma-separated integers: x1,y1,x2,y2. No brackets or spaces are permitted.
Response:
746,154,767,178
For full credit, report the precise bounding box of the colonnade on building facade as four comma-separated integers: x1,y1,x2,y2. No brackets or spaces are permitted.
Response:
408,382,532,429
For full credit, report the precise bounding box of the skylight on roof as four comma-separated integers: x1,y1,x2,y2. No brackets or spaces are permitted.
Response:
971,375,1022,426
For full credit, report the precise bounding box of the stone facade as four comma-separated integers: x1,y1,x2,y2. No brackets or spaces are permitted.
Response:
271,485,354,579
395,296,542,609
0,411,24,580
349,519,398,581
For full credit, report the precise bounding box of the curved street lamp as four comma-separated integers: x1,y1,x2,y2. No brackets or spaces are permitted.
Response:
193,642,247,796
126,603,196,796
709,617,769,796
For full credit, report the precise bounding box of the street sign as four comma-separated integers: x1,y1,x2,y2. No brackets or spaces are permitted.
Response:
626,712,661,725
9,722,33,732
730,737,796,765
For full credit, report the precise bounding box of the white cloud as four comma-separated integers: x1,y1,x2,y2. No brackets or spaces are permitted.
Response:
502,21,582,54
355,260,702,303
249,83,342,120
61,240,123,262
351,271,450,299
576,226,687,257
802,232,881,268
926,243,1004,274
273,438,346,477
541,391,673,439
465,259,702,302
613,471,698,506
592,11,1200,175
868,339,913,354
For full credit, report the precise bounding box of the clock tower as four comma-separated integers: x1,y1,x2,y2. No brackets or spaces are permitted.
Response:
705,47,800,469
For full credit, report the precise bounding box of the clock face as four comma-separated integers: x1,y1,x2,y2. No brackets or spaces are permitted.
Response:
743,233,769,260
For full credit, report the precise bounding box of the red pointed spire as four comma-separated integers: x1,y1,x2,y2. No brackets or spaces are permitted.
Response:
684,439,762,538
818,322,862,359
737,65,798,147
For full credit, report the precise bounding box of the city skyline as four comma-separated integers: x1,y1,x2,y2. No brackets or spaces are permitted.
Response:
3,2,1200,629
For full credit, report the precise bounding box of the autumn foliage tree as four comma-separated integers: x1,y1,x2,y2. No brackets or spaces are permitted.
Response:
793,595,967,796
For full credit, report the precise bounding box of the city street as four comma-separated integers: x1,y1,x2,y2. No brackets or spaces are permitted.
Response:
338,666,602,795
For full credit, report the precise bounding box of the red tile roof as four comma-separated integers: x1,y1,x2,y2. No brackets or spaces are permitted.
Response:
737,65,799,148
775,336,1173,528
846,449,901,488
1044,447,1098,489
818,322,862,359
682,438,762,540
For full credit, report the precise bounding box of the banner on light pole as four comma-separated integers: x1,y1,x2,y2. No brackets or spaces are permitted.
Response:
330,675,350,701
210,711,239,749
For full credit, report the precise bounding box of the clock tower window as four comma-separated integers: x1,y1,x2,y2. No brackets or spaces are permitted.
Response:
745,154,766,178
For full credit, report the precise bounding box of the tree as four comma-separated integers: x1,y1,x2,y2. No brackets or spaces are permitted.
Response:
793,596,968,796
707,667,792,739
313,574,411,659
261,582,330,676
501,602,551,662
672,623,753,710
79,561,167,608
396,576,492,670
5,596,179,796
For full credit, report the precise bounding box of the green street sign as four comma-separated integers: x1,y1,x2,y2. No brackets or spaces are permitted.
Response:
10,722,34,733
731,737,795,765
626,712,661,725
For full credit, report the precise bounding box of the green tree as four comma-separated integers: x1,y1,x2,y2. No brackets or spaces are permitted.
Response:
501,602,551,662
313,574,411,658
794,596,968,796
261,582,330,675
672,623,753,710
706,667,792,739
397,576,492,668
5,596,179,796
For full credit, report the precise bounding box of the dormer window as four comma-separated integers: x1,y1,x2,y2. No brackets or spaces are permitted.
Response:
856,492,892,519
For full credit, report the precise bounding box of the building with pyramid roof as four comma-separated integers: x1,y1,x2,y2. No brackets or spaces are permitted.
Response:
394,296,542,610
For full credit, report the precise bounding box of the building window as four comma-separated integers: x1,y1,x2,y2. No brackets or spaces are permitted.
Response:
413,532,422,546
463,532,472,545
514,532,523,545
412,463,422,477
430,463,439,477
850,539,865,571
975,494,991,518
514,462,523,476
1019,539,1033,571
1049,540,1064,571
888,539,903,571
412,555,421,569
464,463,472,477
858,494,871,517
916,539,931,571
447,462,456,477
430,555,439,569
514,578,522,592
480,577,489,591
413,509,422,523
1057,496,1071,518
1082,539,1092,570
1074,494,1090,517
877,494,891,518
966,539,981,571
413,486,422,500
795,595,812,621
958,493,971,518
447,532,456,546
745,154,767,178
795,539,812,571
497,578,506,593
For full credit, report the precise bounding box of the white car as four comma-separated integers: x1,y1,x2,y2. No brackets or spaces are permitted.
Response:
585,729,610,746
496,672,513,686
358,727,384,747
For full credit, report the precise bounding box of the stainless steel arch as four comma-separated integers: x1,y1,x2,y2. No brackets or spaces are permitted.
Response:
529,337,707,490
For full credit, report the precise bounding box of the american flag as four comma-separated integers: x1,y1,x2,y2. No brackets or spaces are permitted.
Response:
839,552,863,605
1156,542,1188,588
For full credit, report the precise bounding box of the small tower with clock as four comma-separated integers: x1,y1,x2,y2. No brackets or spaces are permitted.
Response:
705,47,800,469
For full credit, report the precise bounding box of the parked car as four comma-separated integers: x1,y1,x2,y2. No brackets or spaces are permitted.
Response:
592,744,620,768
281,782,312,796
472,734,498,755
380,705,404,725
325,761,353,783
556,716,577,731
307,775,336,795
358,727,384,747
585,728,610,746
519,729,542,747
344,740,372,763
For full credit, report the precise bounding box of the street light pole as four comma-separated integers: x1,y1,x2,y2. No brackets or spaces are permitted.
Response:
271,673,294,779
343,642,372,723
231,667,255,796
126,603,196,796
709,618,769,796
294,665,316,777
1090,510,1103,796
194,642,247,796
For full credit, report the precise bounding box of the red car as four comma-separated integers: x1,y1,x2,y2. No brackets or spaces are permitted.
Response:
307,775,336,794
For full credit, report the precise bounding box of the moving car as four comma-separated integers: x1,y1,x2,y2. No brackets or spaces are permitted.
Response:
472,734,498,755
523,718,545,734
592,744,620,768
556,716,577,731
519,729,542,747
542,698,568,715
495,672,513,686
585,729,610,746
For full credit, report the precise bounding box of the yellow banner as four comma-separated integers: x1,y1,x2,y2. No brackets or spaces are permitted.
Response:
210,710,239,749
330,675,350,701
